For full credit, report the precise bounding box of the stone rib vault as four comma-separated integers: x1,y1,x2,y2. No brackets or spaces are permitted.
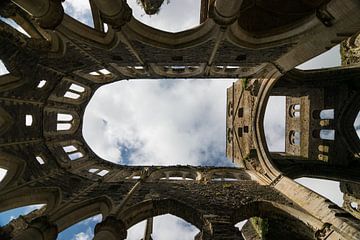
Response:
0,0,360,239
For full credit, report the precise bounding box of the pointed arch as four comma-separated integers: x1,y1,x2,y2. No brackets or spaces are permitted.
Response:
0,106,14,137
0,187,61,214
51,196,112,232
0,152,26,191
118,199,205,231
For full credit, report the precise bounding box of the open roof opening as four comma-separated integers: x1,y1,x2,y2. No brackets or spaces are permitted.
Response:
128,0,201,32
83,79,235,166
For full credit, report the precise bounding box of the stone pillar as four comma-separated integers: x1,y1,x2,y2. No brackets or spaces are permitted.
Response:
210,0,243,25
93,216,127,240
92,0,132,29
11,0,64,29
13,216,57,240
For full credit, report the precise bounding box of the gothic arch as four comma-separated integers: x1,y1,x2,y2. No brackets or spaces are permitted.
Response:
0,187,61,214
51,196,112,232
232,201,323,238
118,198,205,231
0,152,25,191
0,106,14,137
149,166,200,181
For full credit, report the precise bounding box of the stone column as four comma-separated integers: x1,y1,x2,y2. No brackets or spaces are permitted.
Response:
93,216,127,240
92,0,132,29
11,0,64,29
13,216,57,240
210,0,243,25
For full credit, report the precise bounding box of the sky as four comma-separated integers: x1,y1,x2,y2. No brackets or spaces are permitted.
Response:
0,1,359,239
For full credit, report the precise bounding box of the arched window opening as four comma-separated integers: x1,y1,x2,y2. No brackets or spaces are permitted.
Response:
57,113,74,131
63,145,84,160
57,123,72,131
35,156,45,165
212,177,238,182
62,1,94,27
0,204,45,227
25,114,33,126
37,80,47,89
90,69,112,76
64,91,80,99
320,109,334,119
57,113,73,121
127,0,201,33
0,60,9,76
160,176,193,181
97,170,109,176
289,104,300,118
127,214,199,240
289,130,301,145
0,17,30,37
0,168,7,182
64,83,86,100
88,168,109,177
57,214,102,240
69,83,85,93
320,129,335,140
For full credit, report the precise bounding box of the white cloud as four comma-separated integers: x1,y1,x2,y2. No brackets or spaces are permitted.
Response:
127,0,201,32
127,214,198,240
80,214,102,225
72,227,93,240
83,79,234,166
62,1,93,27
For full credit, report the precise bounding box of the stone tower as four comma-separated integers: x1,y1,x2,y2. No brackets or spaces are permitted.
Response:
0,0,360,239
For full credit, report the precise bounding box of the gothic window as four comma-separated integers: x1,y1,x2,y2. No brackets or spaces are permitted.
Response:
289,104,300,118
63,145,84,160
57,113,73,131
25,114,33,126
320,129,335,140
37,80,47,89
88,168,109,177
35,155,45,165
64,83,85,100
320,109,334,119
289,130,300,145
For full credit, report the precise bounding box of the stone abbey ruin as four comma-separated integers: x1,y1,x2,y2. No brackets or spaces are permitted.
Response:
0,0,360,239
